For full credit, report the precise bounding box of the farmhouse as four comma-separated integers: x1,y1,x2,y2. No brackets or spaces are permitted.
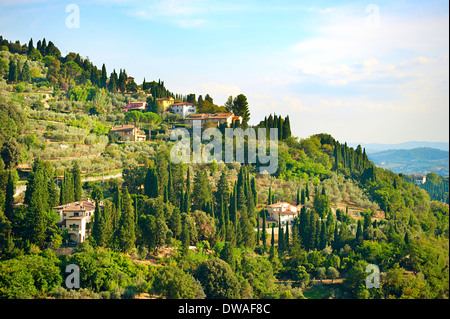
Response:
169,101,196,118
123,101,147,112
184,113,243,127
53,199,102,245
266,202,299,226
109,124,146,141
156,97,175,111
410,174,427,185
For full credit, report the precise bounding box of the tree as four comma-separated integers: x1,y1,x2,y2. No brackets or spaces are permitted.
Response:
219,241,236,271
118,188,136,252
4,170,15,220
144,166,159,198
7,59,18,83
192,169,211,210
224,96,233,112
1,137,22,170
72,161,82,202
326,267,340,282
100,64,107,88
232,94,250,125
153,265,205,299
194,257,240,299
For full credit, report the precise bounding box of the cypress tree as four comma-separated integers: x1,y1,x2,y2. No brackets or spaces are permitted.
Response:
118,188,136,252
301,188,306,205
180,217,190,256
262,210,267,252
8,59,18,83
285,218,290,251
144,166,159,198
92,200,102,246
355,220,363,246
100,64,107,88
271,223,275,247
319,220,327,250
4,170,15,220
73,161,82,202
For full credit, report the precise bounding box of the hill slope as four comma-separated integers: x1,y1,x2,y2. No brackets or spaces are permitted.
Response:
349,141,449,153
368,147,449,176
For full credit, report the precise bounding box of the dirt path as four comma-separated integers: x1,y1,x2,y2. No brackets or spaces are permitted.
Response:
14,172,122,198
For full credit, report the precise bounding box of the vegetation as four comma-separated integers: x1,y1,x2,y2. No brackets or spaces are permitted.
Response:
0,35,448,300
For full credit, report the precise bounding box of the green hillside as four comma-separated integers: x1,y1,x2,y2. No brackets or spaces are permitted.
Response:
0,35,448,300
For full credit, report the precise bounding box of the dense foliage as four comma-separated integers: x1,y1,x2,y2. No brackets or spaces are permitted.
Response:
0,35,448,300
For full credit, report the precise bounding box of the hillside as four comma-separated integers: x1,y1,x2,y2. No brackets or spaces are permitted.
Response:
368,147,449,177
0,35,448,301
349,141,449,154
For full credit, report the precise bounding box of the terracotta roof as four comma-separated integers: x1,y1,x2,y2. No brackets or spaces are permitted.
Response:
208,113,234,119
267,202,292,208
110,124,136,132
125,101,146,107
186,114,209,120
172,102,195,106
53,200,96,212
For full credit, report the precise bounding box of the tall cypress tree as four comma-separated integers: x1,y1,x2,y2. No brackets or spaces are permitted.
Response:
144,166,159,198
262,209,267,252
301,188,306,205
100,64,107,88
118,188,135,252
72,161,82,202
4,170,15,220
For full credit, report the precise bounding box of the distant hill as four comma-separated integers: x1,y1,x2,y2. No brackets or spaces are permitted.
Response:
368,147,449,177
348,141,449,154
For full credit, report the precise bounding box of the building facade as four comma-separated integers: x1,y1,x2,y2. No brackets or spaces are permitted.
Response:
109,124,146,141
156,97,175,112
266,202,299,225
123,101,147,112
53,199,101,245
184,113,243,127
170,102,197,118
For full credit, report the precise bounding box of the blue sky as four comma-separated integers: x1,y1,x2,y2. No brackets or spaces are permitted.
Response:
1,0,448,144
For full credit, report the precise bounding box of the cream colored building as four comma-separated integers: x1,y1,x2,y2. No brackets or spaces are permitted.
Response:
184,113,243,127
109,124,146,142
53,199,100,245
266,202,299,226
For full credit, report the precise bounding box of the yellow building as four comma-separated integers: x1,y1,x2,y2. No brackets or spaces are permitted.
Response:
156,97,175,112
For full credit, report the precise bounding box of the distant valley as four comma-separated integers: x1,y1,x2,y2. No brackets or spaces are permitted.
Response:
367,147,449,177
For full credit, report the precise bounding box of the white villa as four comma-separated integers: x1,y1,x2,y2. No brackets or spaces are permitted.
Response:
53,199,101,245
410,174,427,185
169,101,196,118
266,202,299,226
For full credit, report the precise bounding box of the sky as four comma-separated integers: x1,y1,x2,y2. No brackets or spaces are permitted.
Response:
0,0,448,144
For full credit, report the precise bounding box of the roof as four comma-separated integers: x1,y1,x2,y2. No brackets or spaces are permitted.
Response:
110,124,136,132
267,202,292,208
125,101,146,107
185,114,209,120
156,97,174,101
208,113,234,119
53,199,96,212
172,102,195,106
